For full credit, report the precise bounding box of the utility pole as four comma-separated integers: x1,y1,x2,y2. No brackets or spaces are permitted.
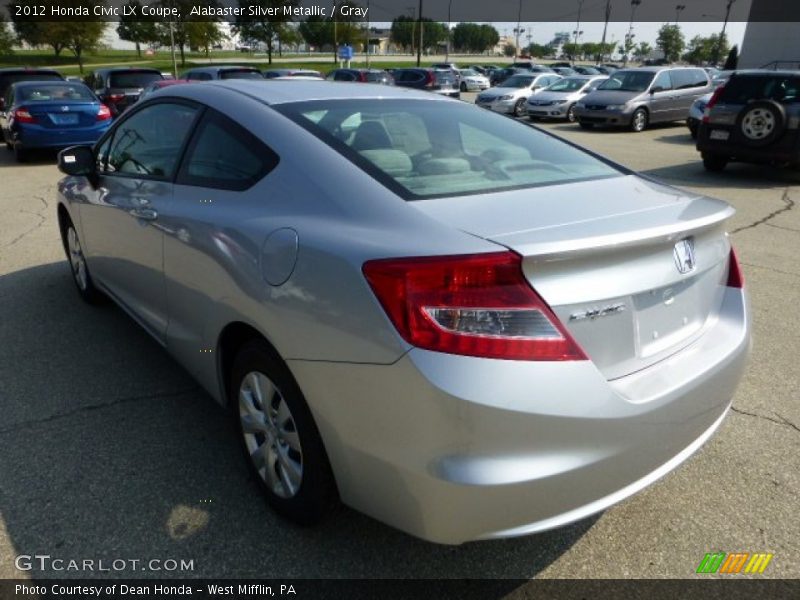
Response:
715,0,736,65
675,4,686,23
599,0,612,64
365,0,370,67
168,0,177,78
574,0,584,49
416,0,423,66
445,0,453,62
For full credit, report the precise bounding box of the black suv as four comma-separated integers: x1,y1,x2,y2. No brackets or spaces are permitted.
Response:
85,67,164,116
697,70,800,171
0,68,63,112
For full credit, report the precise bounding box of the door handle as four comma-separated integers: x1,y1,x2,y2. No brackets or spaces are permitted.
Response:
130,207,158,221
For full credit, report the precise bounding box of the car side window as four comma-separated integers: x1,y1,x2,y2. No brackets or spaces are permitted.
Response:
106,102,199,179
177,110,279,191
95,134,113,171
652,71,673,91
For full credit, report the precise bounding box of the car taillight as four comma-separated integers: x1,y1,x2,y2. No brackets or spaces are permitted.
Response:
108,93,125,103
96,104,112,121
358,72,367,82
726,246,744,288
703,85,725,123
362,252,587,361
14,108,37,123
424,71,435,88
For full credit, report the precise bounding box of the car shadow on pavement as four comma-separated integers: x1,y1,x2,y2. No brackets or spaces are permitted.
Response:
639,161,800,190
0,147,60,167
0,261,598,585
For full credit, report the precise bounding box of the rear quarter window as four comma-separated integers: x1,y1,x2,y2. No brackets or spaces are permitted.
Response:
721,75,800,104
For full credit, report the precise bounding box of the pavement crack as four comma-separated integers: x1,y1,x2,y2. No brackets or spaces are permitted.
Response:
741,261,800,279
0,387,200,435
730,188,794,234
765,223,800,233
2,195,51,249
731,406,800,434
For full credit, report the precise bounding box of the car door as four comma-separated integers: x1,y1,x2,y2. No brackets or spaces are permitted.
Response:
78,100,202,342
648,70,675,123
161,108,280,387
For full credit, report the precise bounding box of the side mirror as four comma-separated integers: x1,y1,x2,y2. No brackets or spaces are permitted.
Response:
58,145,96,177
650,85,664,94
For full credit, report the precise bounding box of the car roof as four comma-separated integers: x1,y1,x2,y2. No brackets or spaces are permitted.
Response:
10,80,86,87
730,69,800,77
93,67,162,74
0,67,62,74
160,80,452,105
185,66,259,73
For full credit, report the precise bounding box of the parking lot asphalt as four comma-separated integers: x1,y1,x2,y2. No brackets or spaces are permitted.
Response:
0,95,798,585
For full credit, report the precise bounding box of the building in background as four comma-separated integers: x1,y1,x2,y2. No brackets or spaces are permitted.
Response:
739,22,800,69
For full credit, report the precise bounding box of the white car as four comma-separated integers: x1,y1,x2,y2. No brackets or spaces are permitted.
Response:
527,75,607,122
458,69,490,92
475,73,563,117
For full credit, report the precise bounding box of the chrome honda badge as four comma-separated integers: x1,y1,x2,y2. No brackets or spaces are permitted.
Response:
673,238,696,274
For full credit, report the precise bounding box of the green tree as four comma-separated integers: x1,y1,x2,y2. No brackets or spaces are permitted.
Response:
389,16,415,52
634,41,652,61
57,20,107,73
562,42,581,60
526,42,550,58
452,23,498,54
656,24,685,63
0,14,14,56
581,42,599,60
234,0,297,64
117,0,159,58
503,43,516,57
298,16,332,50
186,21,226,57
390,16,445,54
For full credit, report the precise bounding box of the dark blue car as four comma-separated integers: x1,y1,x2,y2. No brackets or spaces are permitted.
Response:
1,81,112,162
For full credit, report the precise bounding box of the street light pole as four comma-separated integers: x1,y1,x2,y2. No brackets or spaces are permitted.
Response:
445,0,453,62
515,0,523,57
574,0,584,50
416,0,423,66
715,0,735,65
600,0,612,64
625,0,642,66
365,0,370,67
675,4,686,23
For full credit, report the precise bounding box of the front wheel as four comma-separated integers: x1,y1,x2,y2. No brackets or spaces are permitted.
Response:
513,98,526,118
232,341,337,525
566,104,577,123
64,224,104,304
630,108,648,132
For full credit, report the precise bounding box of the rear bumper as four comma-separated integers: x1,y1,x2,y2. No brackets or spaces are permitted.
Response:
289,287,750,544
697,125,800,163
13,123,110,149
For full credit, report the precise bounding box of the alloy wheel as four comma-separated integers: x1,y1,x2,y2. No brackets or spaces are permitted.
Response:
67,227,88,291
239,371,303,499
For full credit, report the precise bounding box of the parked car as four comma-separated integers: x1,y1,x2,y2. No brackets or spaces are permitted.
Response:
457,69,490,92
594,65,618,75
575,66,712,132
264,69,324,79
687,71,736,138
54,79,750,545
511,62,555,73
573,66,602,76
139,79,190,101
85,67,164,116
468,64,498,76
696,70,800,171
392,68,459,98
430,62,462,84
0,68,64,113
552,67,577,77
550,62,573,68
476,72,563,117
1,81,111,162
527,75,608,122
183,66,264,81
489,67,527,87
326,69,394,85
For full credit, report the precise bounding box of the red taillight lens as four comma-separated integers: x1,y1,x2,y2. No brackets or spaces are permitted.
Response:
358,71,367,82
362,252,587,361
14,108,36,123
424,71,435,88
96,104,112,121
726,246,744,288
108,93,125,103
703,85,725,123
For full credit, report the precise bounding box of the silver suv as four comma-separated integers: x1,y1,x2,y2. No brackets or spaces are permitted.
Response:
575,66,712,132
697,70,800,171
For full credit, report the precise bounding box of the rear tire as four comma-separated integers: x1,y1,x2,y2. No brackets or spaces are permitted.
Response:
231,341,337,526
702,154,728,172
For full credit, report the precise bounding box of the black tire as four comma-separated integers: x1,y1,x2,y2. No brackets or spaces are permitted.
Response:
460,81,467,92
566,104,577,123
630,108,648,132
513,98,526,118
735,100,785,148
689,122,699,139
231,341,337,526
702,154,728,172
14,144,27,163
579,121,594,129
62,223,105,304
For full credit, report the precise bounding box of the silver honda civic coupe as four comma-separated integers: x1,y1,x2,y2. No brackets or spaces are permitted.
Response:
55,80,750,545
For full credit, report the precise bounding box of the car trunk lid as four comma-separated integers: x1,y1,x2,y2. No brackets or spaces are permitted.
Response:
24,102,100,128
411,175,735,379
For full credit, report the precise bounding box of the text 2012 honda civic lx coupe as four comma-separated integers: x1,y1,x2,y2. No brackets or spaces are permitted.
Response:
55,81,750,544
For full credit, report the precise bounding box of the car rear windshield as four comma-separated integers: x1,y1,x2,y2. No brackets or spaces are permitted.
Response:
502,75,535,88
17,83,94,101
434,71,455,84
547,78,590,92
276,99,620,200
365,72,389,82
1,72,62,93
598,71,655,92
109,71,163,88
220,69,264,80
720,75,800,104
